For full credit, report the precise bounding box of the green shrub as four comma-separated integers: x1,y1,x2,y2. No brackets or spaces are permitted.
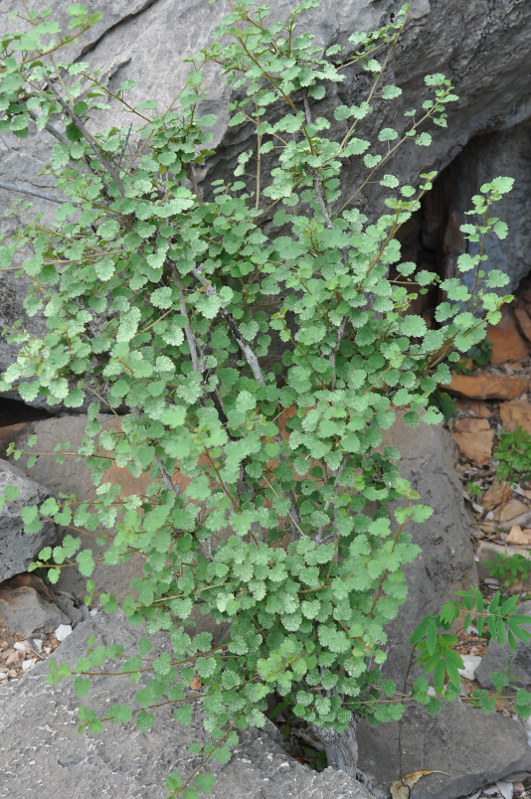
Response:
485,551,531,588
0,1,529,795
494,426,531,488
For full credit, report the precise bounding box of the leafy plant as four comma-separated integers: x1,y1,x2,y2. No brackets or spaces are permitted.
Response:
269,695,328,770
485,551,531,588
466,480,482,497
451,338,493,374
490,425,531,532
494,426,531,488
0,1,528,796
429,388,458,420
410,588,531,716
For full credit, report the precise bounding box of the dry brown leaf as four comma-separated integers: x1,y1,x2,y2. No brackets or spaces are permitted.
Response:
390,770,449,798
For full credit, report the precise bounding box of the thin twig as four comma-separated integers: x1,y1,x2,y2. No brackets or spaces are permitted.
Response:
0,181,74,206
187,165,204,204
303,94,333,230
191,267,266,386
479,510,531,531
27,109,69,144
330,316,347,391
117,124,132,169
255,131,262,210
262,473,304,540
316,457,348,542
174,268,202,373
48,81,125,196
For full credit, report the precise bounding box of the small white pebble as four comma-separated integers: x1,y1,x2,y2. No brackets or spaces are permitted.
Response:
458,654,482,681
43,646,51,655
31,638,43,652
525,715,531,747
55,624,72,642
14,641,31,652
89,608,98,617
494,780,513,799
22,658,37,672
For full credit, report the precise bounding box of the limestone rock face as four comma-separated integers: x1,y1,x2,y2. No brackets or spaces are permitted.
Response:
1,0,530,383
0,610,377,799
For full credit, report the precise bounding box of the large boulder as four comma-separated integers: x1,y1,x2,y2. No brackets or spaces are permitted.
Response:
1,0,530,383
357,700,531,799
0,609,376,799
0,459,61,582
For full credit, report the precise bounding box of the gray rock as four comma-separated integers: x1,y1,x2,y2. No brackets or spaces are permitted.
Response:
0,459,61,582
356,700,531,799
0,582,71,636
353,424,530,799
475,599,531,690
0,609,376,799
379,416,478,680
1,0,530,384
0,573,85,635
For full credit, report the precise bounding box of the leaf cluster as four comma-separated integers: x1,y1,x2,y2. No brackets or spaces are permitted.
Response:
410,588,531,715
494,426,531,486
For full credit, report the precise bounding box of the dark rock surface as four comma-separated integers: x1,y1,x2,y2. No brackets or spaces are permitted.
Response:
0,459,60,583
0,573,85,636
438,118,531,297
0,610,376,799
